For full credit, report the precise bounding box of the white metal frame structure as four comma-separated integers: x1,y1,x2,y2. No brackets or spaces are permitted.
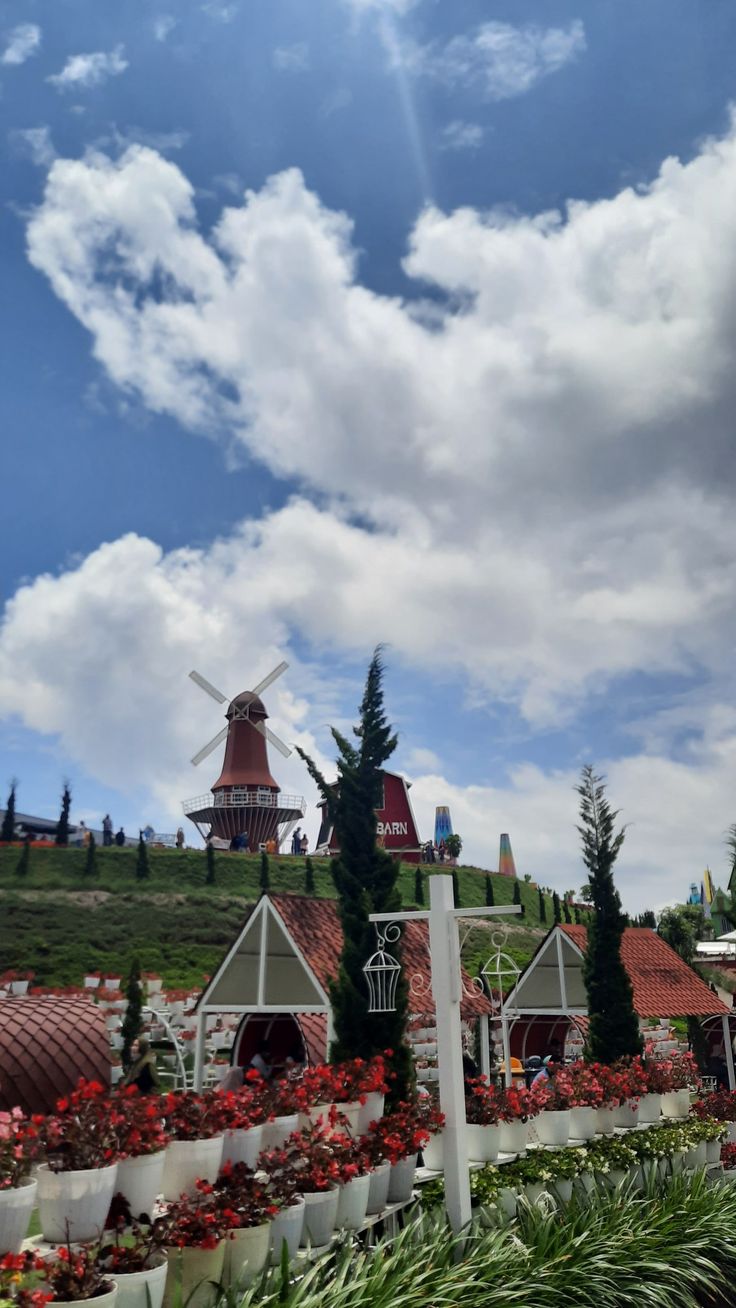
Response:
191,897,332,1089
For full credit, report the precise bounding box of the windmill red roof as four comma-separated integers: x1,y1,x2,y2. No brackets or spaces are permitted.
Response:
560,924,729,1017
270,893,493,1020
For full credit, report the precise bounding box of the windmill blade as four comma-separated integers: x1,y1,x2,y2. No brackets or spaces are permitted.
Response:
252,660,289,698
191,725,229,767
254,719,292,759
189,670,228,704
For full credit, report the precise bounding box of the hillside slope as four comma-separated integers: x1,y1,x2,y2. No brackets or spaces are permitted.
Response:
0,846,555,989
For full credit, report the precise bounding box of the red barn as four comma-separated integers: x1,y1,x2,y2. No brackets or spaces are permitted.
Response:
315,770,423,863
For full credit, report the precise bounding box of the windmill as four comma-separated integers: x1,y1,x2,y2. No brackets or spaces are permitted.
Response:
182,662,305,850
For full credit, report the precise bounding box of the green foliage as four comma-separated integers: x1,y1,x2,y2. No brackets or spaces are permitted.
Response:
562,897,572,924
444,833,462,859
295,648,412,1097
84,832,97,878
305,857,315,895
485,874,494,907
574,906,581,925
512,879,524,916
452,869,460,907
639,909,657,928
55,782,71,847
260,851,270,891
16,837,30,877
578,764,642,1063
657,904,703,967
552,890,561,923
1,781,17,842
413,864,424,906
120,957,143,1069
136,833,150,881
205,843,216,885
538,885,547,923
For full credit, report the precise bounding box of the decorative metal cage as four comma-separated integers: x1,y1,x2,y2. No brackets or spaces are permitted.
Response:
480,929,521,1012
363,924,402,1013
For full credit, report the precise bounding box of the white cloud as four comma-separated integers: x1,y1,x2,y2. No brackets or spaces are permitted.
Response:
343,0,418,14
273,43,310,73
153,16,176,42
1,23,41,66
48,46,128,91
9,126,55,167
399,20,586,100
440,120,484,151
201,2,238,22
319,88,353,118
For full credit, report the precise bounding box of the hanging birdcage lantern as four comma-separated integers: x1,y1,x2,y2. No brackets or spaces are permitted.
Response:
480,929,521,1012
362,924,402,1013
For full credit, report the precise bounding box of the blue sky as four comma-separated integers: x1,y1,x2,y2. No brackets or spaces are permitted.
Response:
2,0,736,909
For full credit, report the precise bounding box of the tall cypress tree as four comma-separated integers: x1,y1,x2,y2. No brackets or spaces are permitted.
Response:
296,649,413,1097
578,765,642,1062
55,782,71,847
1,781,17,842
563,897,572,924
538,886,547,923
414,864,424,906
512,878,524,916
552,890,562,924
136,832,150,880
485,874,494,907
305,857,316,895
260,851,270,892
452,869,460,907
574,906,581,925
85,832,98,877
16,835,30,876
121,958,143,1070
205,843,216,885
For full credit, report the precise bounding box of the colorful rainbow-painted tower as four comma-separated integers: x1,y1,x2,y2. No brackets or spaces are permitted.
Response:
498,833,517,878
434,806,453,846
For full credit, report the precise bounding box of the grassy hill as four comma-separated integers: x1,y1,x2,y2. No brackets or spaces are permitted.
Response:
0,845,556,990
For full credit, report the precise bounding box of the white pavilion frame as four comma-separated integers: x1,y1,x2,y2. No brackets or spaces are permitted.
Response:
192,897,332,1089
501,924,736,1090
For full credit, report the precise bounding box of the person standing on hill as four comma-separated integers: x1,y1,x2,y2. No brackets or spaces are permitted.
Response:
102,814,113,847
115,827,126,847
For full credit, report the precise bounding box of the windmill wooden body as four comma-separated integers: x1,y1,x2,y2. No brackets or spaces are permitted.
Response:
182,662,305,849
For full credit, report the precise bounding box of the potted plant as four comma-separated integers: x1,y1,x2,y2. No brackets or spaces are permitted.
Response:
470,1165,517,1221
463,1080,501,1163
502,1154,555,1205
565,1063,605,1141
0,1250,53,1308
331,1134,373,1230
154,1182,228,1308
257,1076,304,1150
692,1090,736,1142
40,1244,118,1308
255,1146,305,1265
0,1109,37,1255
659,1053,699,1119
217,1088,266,1171
33,1082,121,1243
266,1124,342,1248
160,1093,225,1201
98,1225,167,1308
544,1147,584,1203
584,1135,637,1188
112,1090,168,1222
375,1100,441,1203
211,1163,278,1286
496,1085,539,1155
534,1070,573,1146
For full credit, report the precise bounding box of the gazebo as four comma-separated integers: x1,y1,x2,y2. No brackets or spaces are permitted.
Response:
501,923,736,1088
192,893,494,1088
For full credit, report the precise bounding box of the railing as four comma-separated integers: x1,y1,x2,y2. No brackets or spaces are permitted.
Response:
182,791,305,815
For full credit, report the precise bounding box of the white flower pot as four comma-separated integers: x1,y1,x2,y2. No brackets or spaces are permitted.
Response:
222,1125,263,1170
670,1149,687,1175
333,1101,362,1136
467,1123,500,1163
270,1198,305,1264
50,1285,118,1308
497,1187,518,1218
553,1178,573,1204
706,1139,722,1164
535,1109,570,1147
388,1154,417,1203
499,1119,528,1155
262,1114,299,1150
637,1093,662,1124
524,1182,546,1204
300,1187,339,1247
113,1257,167,1308
117,1151,166,1221
146,978,163,995
0,1179,37,1255
38,1162,118,1243
661,1089,691,1119
684,1141,707,1169
606,1169,628,1188
366,1160,391,1214
85,976,101,989
596,1106,617,1135
304,1103,334,1129
569,1107,597,1141
337,1173,370,1229
613,1100,639,1129
165,1243,224,1308
162,1136,224,1201
421,1131,444,1171
657,1158,669,1182
224,1223,271,1287
357,1092,385,1136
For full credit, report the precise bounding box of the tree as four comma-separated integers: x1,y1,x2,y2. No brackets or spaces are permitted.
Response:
16,835,30,877
296,649,413,1097
120,958,143,1070
55,782,71,847
205,842,216,885
512,878,524,916
552,890,562,924
538,886,547,923
84,832,98,877
1,781,17,843
260,851,270,892
563,898,572,924
578,765,642,1063
485,875,494,907
445,833,462,860
414,864,424,906
451,869,461,907
638,909,656,929
574,906,581,925
136,832,150,881
305,857,316,895
580,883,593,903
657,905,704,968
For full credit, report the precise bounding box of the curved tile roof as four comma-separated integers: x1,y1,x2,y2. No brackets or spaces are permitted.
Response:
0,997,110,1114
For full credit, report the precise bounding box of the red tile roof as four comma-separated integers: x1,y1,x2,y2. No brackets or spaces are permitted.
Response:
270,894,492,1020
0,997,111,1114
559,924,729,1017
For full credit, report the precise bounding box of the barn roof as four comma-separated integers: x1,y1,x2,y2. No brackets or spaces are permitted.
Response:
0,997,110,1114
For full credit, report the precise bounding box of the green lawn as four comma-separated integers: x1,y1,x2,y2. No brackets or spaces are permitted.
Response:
0,845,555,989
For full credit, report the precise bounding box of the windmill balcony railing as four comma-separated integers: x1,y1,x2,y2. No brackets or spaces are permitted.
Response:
182,791,305,815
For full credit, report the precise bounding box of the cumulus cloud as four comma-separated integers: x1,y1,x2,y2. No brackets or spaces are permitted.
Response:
273,43,310,72
395,20,586,100
153,16,176,42
9,126,55,167
48,46,128,91
1,23,41,66
440,121,484,151
343,0,418,14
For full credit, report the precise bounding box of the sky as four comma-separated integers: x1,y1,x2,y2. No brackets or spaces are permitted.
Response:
1,0,736,912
